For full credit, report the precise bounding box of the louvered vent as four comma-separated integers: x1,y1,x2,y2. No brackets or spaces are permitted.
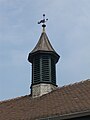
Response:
33,56,40,84
32,54,56,85
51,58,56,84
42,55,50,82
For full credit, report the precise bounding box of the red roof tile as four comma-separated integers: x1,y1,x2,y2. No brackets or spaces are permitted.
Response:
0,80,90,120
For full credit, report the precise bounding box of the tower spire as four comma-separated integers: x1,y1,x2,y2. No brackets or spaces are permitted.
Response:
28,15,60,98
38,14,48,32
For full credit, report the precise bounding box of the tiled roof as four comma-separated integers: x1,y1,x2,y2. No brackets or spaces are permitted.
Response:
0,79,90,120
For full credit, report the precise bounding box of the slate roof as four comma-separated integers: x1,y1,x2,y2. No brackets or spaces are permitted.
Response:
30,32,56,53
0,79,90,120
28,31,60,63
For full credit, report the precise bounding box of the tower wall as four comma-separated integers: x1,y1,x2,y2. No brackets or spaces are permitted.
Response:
32,83,57,98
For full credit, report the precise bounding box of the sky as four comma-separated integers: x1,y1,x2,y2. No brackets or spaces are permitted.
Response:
0,0,90,101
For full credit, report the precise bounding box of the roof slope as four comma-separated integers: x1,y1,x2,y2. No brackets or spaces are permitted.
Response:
28,31,60,63
30,32,56,53
0,80,90,120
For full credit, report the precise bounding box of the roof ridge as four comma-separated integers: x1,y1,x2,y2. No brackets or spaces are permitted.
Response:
34,79,90,99
0,79,89,102
58,79,90,89
0,95,30,104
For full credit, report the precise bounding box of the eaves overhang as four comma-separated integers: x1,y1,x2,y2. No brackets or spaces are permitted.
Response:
39,110,90,120
28,50,60,63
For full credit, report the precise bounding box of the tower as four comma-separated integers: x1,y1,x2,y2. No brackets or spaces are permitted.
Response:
28,15,60,98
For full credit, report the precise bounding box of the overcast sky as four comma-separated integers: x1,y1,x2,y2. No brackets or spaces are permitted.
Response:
0,0,90,101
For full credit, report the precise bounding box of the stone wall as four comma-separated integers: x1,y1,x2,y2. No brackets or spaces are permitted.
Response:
32,83,57,98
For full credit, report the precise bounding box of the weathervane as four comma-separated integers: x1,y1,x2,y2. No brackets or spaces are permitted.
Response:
38,14,48,32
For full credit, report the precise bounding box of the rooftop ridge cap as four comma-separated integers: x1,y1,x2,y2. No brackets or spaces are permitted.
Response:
0,95,30,104
0,79,89,102
30,79,90,99
57,79,90,89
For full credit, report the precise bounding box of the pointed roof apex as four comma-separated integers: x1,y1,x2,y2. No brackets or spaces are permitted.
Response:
31,14,55,53
28,31,60,63
28,15,60,63
30,32,56,53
